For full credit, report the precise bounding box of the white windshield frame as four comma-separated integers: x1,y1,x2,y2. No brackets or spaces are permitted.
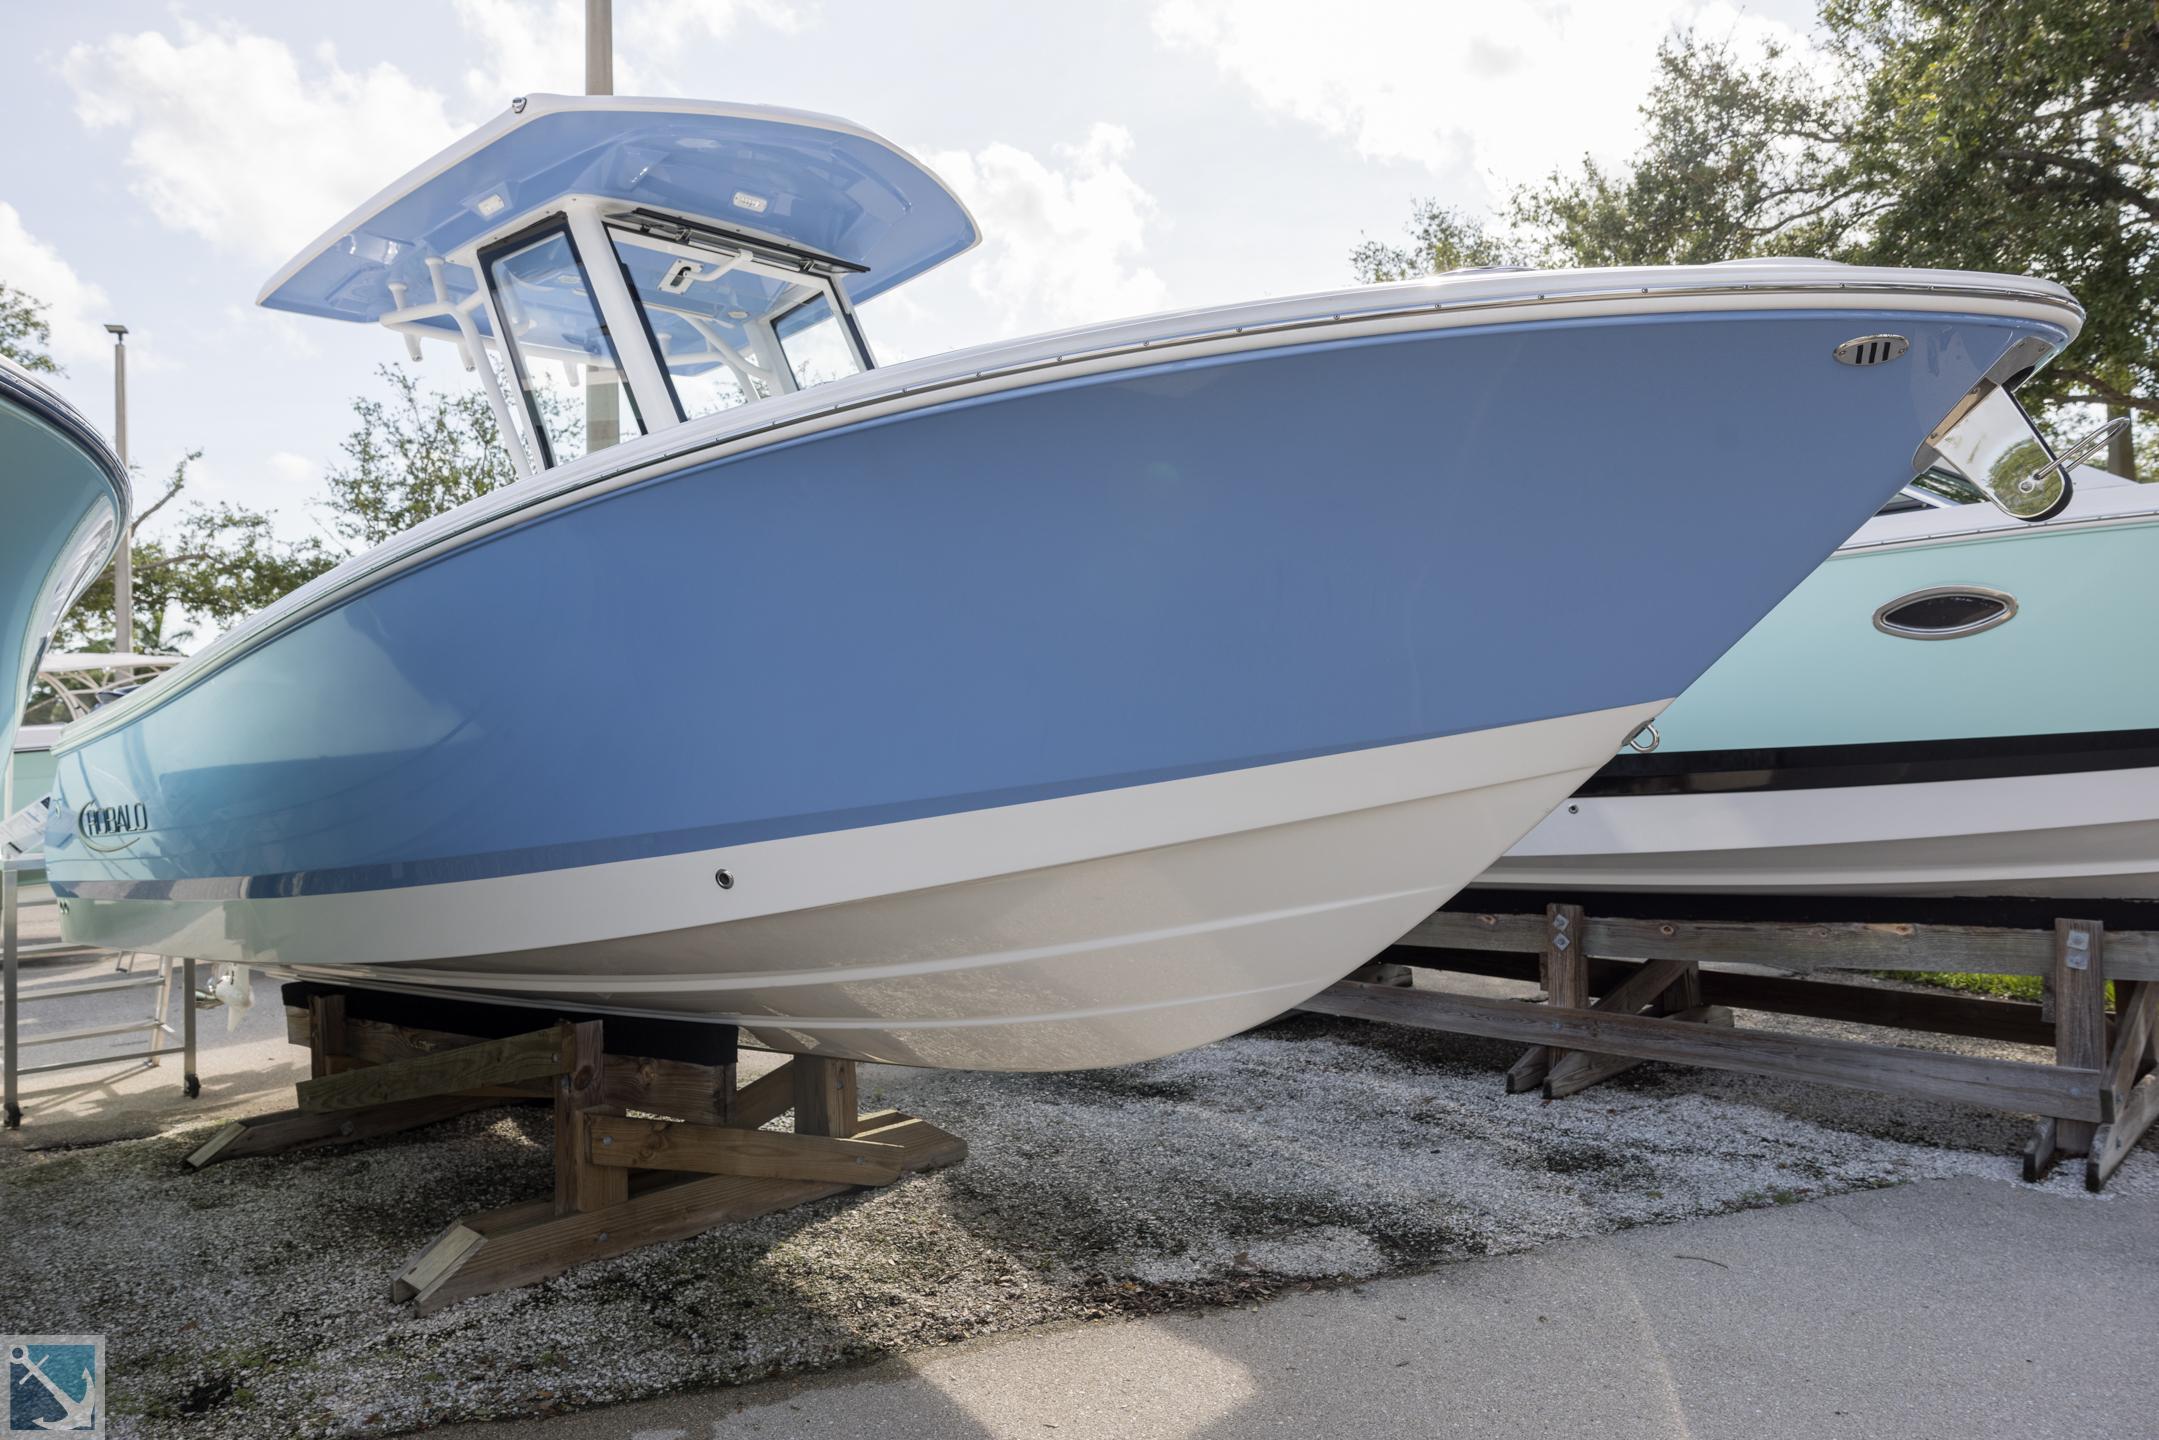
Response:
367,194,876,475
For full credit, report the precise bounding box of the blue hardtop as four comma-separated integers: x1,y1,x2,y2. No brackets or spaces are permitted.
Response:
256,94,978,331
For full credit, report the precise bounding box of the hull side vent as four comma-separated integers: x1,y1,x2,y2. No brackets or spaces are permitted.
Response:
1835,334,1910,367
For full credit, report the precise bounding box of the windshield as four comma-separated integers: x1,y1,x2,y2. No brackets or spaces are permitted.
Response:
482,223,647,466
608,222,869,422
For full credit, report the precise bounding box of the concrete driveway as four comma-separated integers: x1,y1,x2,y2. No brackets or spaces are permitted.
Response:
432,1176,2159,1440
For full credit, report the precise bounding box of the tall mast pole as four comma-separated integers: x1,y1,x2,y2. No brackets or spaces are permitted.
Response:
104,323,133,655
583,0,620,455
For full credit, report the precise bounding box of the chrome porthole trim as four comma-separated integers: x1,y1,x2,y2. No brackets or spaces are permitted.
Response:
1872,585,2019,640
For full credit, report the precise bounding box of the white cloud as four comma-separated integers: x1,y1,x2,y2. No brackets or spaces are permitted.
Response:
0,202,116,370
455,0,808,108
61,4,813,273
63,23,461,266
1152,0,1803,194
924,125,1170,335
266,450,317,486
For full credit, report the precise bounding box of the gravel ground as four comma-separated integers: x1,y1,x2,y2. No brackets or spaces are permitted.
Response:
1,993,2151,1439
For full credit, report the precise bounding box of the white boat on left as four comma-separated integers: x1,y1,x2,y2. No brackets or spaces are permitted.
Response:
1,359,130,815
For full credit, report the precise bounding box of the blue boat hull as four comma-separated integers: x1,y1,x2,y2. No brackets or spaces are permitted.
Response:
45,302,2070,1065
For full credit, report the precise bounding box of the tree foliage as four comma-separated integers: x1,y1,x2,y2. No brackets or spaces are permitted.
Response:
323,363,523,549
56,453,338,653
1360,0,2157,467
53,361,520,651
1,283,61,374
1350,201,1529,283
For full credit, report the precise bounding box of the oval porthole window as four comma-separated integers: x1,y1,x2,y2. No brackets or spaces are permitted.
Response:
1872,586,2018,640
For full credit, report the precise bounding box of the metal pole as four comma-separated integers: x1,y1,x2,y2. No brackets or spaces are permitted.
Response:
583,0,621,454
585,0,613,95
105,324,133,655
4,861,21,1128
182,956,198,1098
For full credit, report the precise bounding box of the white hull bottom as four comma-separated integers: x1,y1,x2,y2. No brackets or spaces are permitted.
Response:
63,703,1660,1070
1486,764,2159,902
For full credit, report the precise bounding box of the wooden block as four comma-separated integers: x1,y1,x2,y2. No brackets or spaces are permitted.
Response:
184,1094,498,1169
2086,1073,2159,1192
1661,961,1704,1015
586,1115,905,1185
2100,982,2155,1121
307,993,347,1081
1301,981,2103,1121
331,1014,733,1113
392,1222,486,1302
554,1021,625,1216
2053,921,2107,1155
297,1022,574,1113
2023,1115,2060,1183
1504,1046,1550,1094
599,1055,736,1125
410,1112,966,1312
792,1055,858,1137
729,1060,797,1130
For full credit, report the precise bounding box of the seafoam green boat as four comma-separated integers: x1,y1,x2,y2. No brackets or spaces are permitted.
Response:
2,359,129,819
1490,465,2159,906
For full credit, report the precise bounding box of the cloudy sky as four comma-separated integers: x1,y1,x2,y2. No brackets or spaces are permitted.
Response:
4,0,1810,568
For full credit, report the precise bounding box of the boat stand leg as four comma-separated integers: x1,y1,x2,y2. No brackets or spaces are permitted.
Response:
2086,979,2159,1191
1505,905,1585,1094
2027,919,2106,1181
792,1054,858,1137
553,1020,623,1215
307,993,346,1079
3,863,18,1129
182,957,199,1098
1544,958,1726,1100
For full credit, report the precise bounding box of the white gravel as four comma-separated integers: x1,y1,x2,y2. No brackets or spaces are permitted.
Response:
0,1002,2150,1439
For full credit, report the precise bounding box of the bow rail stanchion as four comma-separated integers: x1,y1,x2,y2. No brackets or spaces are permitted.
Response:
184,983,966,1309
1302,898,2159,1192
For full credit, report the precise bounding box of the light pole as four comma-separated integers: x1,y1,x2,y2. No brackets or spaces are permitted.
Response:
104,323,132,655
585,0,612,95
584,0,619,454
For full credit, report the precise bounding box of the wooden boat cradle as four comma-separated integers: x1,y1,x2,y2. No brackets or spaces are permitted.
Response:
184,989,965,1311
1306,904,2159,1191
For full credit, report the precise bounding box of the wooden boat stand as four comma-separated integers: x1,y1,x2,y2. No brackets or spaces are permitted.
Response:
185,984,965,1311
1302,901,2159,1191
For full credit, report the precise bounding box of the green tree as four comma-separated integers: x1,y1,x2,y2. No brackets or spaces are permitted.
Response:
323,363,523,548
1364,0,2157,474
55,362,518,651
1350,201,1527,284
1,283,61,374
57,452,338,653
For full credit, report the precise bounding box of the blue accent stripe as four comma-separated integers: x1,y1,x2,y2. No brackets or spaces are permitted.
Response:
46,730,1439,900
